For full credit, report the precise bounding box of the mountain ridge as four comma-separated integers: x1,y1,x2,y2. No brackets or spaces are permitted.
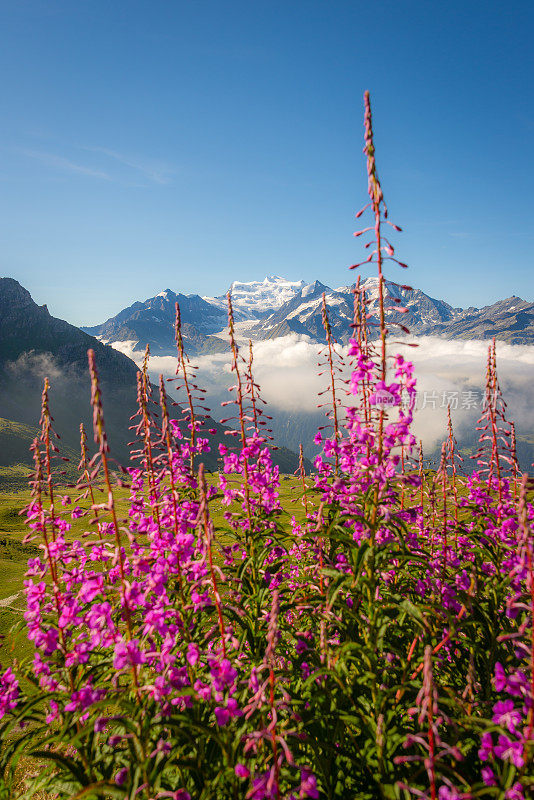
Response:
81,276,534,354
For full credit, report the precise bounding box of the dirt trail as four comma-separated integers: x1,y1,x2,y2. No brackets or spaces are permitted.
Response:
0,592,21,608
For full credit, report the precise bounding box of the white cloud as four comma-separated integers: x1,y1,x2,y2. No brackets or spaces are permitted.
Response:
396,337,534,453
16,144,176,186
118,334,534,457
80,146,176,185
16,148,112,181
108,340,140,358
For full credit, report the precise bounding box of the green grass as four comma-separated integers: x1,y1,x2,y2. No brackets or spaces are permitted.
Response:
0,464,34,494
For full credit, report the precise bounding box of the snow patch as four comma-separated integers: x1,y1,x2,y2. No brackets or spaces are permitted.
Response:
210,319,259,343
301,282,317,299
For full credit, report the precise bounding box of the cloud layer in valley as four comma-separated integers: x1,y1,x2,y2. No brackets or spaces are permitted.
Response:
117,335,534,463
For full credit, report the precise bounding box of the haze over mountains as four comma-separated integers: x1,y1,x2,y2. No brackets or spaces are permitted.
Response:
82,275,534,357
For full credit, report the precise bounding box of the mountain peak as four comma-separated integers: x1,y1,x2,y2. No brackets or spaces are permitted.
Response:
301,280,327,298
0,277,35,308
0,278,51,320
206,276,307,318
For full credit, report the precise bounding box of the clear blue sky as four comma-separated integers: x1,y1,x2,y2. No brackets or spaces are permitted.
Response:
0,0,533,326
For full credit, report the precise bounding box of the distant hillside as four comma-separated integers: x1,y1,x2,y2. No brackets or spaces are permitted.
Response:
427,296,534,344
0,418,40,491
0,418,44,467
0,277,147,466
0,418,80,491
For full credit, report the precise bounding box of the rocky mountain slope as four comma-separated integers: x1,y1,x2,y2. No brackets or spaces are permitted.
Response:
83,289,229,357
426,296,534,344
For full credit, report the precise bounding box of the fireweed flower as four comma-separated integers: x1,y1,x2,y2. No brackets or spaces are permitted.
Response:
0,668,19,719
493,735,524,768
115,767,128,786
492,699,522,733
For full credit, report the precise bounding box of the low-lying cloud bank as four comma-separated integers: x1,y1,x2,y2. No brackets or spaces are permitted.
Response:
395,337,534,456
119,335,534,462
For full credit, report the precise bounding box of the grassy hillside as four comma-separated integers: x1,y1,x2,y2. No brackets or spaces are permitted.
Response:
0,418,40,468
0,418,80,472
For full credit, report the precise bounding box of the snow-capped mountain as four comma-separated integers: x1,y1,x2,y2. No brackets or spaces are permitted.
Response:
82,276,534,357
337,278,458,335
203,276,307,319
251,280,353,341
251,277,459,343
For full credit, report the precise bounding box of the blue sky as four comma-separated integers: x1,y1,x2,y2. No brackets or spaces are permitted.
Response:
0,0,533,325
